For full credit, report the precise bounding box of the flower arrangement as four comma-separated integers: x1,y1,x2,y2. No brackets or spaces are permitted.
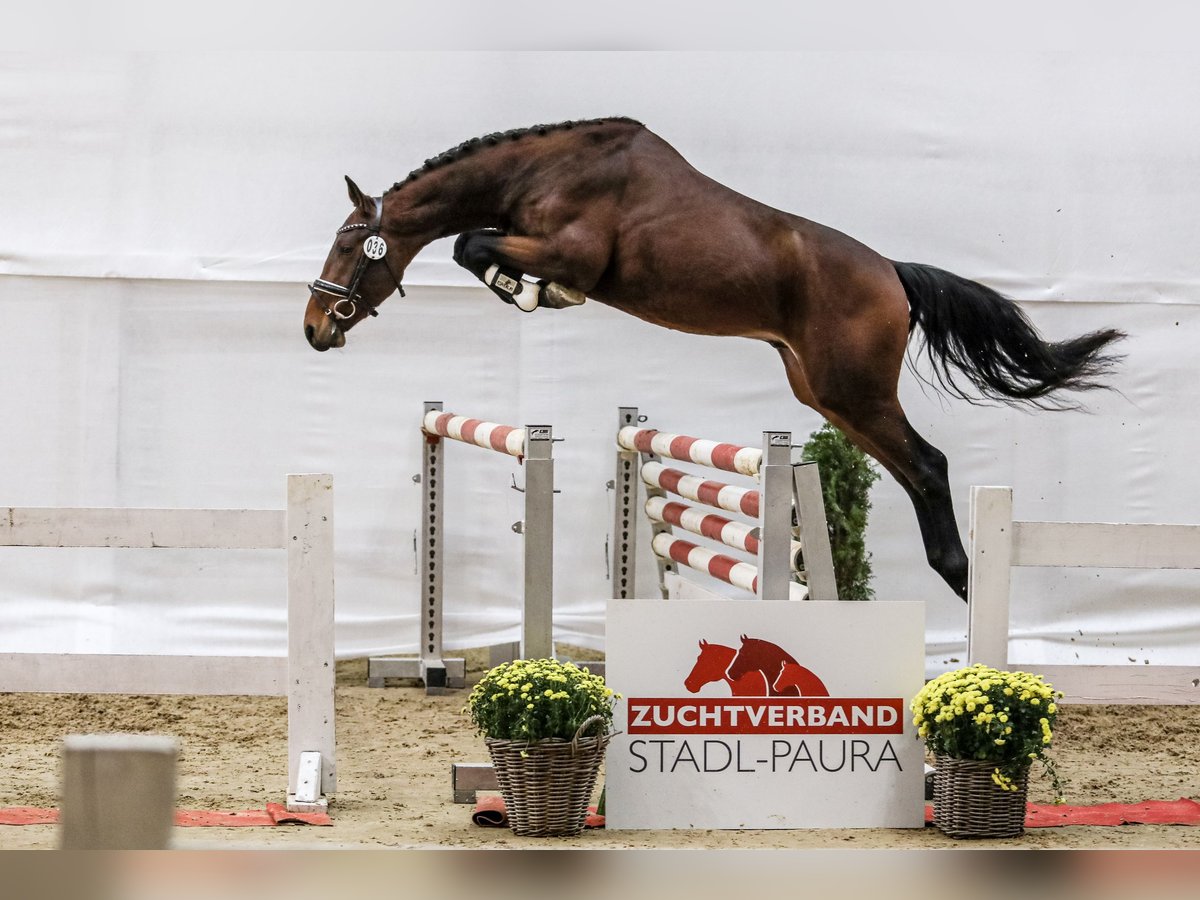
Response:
911,663,1064,800
466,658,617,742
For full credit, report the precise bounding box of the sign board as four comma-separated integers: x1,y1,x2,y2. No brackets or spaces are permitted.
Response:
605,599,925,829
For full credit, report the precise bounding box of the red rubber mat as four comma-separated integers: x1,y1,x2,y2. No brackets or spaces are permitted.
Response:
472,796,606,829
0,802,330,827
924,798,1200,827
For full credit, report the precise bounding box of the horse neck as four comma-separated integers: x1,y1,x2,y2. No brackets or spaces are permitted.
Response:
728,672,766,696
743,639,794,668
383,121,642,244
383,161,510,242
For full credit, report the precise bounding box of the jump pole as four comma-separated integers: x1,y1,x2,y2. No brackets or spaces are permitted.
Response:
613,408,837,603
369,402,555,692
0,474,336,812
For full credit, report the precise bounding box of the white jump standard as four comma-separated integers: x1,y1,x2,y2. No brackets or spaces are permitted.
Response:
368,401,556,691
0,474,336,812
612,406,838,604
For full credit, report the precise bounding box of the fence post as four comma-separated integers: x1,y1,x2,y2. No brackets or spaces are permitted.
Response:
287,473,336,809
967,485,1014,668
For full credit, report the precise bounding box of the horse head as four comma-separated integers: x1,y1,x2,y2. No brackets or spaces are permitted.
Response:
772,660,831,697
304,177,418,351
727,635,797,694
683,640,735,693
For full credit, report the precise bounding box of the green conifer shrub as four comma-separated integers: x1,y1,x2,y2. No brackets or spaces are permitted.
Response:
800,423,880,600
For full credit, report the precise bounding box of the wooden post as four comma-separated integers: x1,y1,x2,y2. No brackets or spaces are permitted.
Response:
287,473,336,810
967,485,1014,668
60,734,177,850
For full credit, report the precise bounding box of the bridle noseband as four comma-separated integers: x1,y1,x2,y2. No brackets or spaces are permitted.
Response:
308,195,406,321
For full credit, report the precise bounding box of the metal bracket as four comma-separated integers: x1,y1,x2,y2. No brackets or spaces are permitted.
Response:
510,475,560,495
286,751,328,813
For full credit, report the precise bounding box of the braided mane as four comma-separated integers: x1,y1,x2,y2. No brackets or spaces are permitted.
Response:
385,117,643,194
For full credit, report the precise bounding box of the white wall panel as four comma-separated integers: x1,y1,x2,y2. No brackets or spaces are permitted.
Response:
2,51,1198,666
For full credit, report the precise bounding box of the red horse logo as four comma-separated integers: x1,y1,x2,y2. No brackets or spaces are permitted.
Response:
684,635,829,698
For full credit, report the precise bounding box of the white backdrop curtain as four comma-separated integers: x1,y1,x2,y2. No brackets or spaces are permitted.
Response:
2,52,1198,670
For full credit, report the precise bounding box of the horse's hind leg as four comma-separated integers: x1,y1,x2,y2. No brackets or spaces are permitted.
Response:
867,418,968,601
774,345,968,600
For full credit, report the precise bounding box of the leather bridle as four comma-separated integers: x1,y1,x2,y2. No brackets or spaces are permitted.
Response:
308,195,405,321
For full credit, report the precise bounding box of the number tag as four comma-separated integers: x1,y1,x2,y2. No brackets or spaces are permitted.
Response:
363,235,387,260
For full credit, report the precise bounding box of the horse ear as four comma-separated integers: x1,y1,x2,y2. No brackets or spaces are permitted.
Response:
740,633,748,642
344,176,374,216
699,639,708,648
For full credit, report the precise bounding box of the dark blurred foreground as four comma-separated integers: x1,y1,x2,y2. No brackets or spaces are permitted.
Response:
2,848,1198,900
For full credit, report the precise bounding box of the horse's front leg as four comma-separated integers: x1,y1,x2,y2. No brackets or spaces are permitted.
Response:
452,229,589,311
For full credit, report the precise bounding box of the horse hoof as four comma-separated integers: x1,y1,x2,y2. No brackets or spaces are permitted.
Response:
541,281,586,308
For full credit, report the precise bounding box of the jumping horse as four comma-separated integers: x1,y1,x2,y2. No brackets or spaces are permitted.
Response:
303,117,1124,600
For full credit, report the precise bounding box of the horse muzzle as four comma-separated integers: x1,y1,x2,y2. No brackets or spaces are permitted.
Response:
304,303,347,351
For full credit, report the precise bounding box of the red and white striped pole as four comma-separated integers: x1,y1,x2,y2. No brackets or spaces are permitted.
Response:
645,496,805,573
641,461,760,519
650,533,808,601
617,426,762,477
422,411,526,458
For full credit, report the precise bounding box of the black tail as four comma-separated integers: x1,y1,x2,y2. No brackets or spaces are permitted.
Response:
892,261,1125,409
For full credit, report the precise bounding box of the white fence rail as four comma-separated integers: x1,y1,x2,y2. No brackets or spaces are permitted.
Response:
0,474,336,809
967,485,1200,705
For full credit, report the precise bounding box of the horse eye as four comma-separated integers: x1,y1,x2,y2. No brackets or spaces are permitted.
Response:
336,244,353,255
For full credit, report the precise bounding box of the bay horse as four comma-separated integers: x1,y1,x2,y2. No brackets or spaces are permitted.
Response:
684,640,767,697
303,117,1125,600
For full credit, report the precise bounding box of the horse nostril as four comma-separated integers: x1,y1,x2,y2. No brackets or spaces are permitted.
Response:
305,324,316,344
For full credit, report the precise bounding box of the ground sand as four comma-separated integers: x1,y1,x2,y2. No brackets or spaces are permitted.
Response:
2,650,1198,849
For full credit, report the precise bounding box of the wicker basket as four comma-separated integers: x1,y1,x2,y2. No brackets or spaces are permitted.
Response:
485,715,611,837
932,754,1030,839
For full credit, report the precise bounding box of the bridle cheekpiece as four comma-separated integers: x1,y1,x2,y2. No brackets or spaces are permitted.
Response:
308,195,406,321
